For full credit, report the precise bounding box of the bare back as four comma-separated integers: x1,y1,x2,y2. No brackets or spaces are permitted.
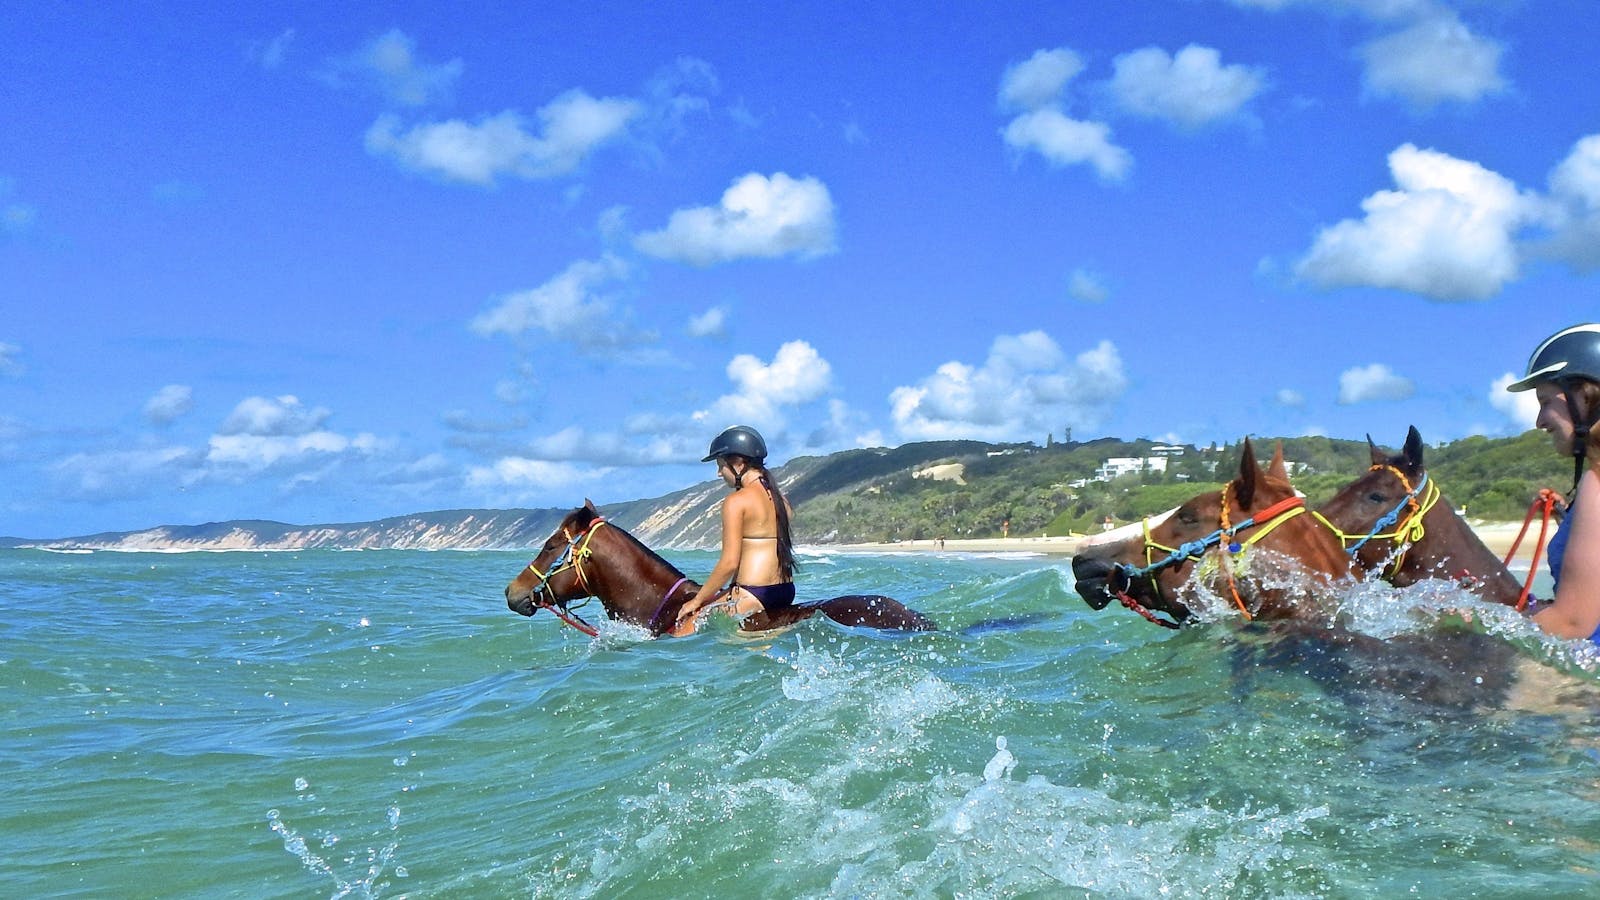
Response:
726,478,789,586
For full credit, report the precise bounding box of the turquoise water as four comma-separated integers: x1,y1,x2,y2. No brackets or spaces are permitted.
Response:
3,547,1598,898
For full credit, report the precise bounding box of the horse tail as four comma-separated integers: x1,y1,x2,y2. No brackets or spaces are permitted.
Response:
810,594,938,631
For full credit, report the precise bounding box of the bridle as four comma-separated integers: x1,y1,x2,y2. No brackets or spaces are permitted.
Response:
523,517,609,636
1311,465,1439,579
522,516,697,637
1113,487,1309,626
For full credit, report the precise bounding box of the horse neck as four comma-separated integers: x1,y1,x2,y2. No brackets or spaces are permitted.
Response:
586,527,698,630
1390,502,1523,606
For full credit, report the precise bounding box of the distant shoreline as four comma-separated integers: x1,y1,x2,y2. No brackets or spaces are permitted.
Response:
815,520,1552,567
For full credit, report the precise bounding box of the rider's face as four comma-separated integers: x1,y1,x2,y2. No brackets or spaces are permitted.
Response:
1535,383,1576,456
716,457,740,487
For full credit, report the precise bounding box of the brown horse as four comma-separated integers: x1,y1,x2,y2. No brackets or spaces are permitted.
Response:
504,501,938,637
1314,426,1524,607
1071,439,1352,626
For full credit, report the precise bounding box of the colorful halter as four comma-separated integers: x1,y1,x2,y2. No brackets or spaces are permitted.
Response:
524,518,609,636
1115,489,1308,621
1311,465,1438,578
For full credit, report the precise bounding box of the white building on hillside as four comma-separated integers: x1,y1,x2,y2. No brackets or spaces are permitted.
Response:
1095,456,1168,480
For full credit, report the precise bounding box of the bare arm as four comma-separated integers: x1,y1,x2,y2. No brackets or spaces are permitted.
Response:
1533,466,1600,640
677,495,745,621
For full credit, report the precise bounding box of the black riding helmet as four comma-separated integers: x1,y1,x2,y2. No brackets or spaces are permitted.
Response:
702,425,768,464
1506,323,1600,392
1507,323,1600,490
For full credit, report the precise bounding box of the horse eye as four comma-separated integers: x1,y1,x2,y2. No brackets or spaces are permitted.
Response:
1177,508,1199,525
1367,492,1386,504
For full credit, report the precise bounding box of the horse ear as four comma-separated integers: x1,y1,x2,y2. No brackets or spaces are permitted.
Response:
1367,434,1385,466
583,498,601,515
1237,438,1259,508
1268,442,1288,480
1403,425,1425,468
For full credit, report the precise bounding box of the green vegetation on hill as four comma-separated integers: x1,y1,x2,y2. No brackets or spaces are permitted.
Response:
788,431,1570,544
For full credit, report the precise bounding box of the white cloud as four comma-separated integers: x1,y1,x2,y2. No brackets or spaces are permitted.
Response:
1107,44,1267,128
997,48,1131,182
465,457,608,495
220,395,329,436
1358,13,1505,108
687,306,728,338
470,256,658,359
204,396,379,476
1294,143,1542,300
481,347,847,470
728,341,832,403
1227,1,1507,110
634,172,837,266
642,56,719,137
206,431,378,473
521,423,698,466
890,333,1127,441
250,28,295,70
52,445,200,501
144,385,193,425
1542,134,1600,271
1067,267,1110,302
695,340,834,432
49,394,392,501
1337,363,1415,404
1276,389,1306,407
1002,108,1133,182
998,48,1085,112
366,90,641,186
1489,372,1540,432
330,29,462,107
0,341,21,376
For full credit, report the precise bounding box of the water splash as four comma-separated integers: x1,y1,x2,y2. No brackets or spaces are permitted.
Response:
267,783,405,898
832,737,1330,898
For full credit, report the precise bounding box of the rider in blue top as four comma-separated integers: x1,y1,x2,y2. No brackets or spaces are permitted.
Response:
1505,323,1600,642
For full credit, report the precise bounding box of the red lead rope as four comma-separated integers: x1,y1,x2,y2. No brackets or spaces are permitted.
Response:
1504,488,1560,612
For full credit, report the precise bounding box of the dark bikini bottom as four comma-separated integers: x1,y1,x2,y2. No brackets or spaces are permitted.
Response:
738,582,796,611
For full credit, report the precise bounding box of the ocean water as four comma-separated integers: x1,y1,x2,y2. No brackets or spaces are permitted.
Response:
3,547,1599,898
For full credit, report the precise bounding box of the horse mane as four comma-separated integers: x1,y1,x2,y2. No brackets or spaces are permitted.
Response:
573,502,685,579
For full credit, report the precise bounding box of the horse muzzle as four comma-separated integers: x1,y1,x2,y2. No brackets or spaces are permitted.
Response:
506,584,539,617
1070,555,1119,611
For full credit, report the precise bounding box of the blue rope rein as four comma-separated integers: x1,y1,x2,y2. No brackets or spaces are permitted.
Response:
1341,472,1429,557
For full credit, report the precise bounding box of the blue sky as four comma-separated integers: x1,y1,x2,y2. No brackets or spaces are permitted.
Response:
3,0,1597,538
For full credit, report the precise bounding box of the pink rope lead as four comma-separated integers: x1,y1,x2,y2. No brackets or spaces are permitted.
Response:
647,577,692,635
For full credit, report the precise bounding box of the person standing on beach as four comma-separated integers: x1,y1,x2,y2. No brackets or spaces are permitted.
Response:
1504,323,1600,640
673,425,797,634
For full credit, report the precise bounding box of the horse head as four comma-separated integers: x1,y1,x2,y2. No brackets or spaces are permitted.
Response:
505,500,608,626
1316,426,1523,605
1071,439,1350,625
505,500,699,635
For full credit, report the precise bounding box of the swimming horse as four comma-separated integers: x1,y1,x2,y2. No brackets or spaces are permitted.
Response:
1313,426,1526,608
1071,439,1353,626
504,501,938,637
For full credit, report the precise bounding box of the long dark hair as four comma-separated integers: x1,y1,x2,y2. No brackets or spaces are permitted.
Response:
1565,379,1600,494
734,456,796,580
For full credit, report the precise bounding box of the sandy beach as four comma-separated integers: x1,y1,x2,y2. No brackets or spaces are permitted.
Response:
818,520,1552,566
